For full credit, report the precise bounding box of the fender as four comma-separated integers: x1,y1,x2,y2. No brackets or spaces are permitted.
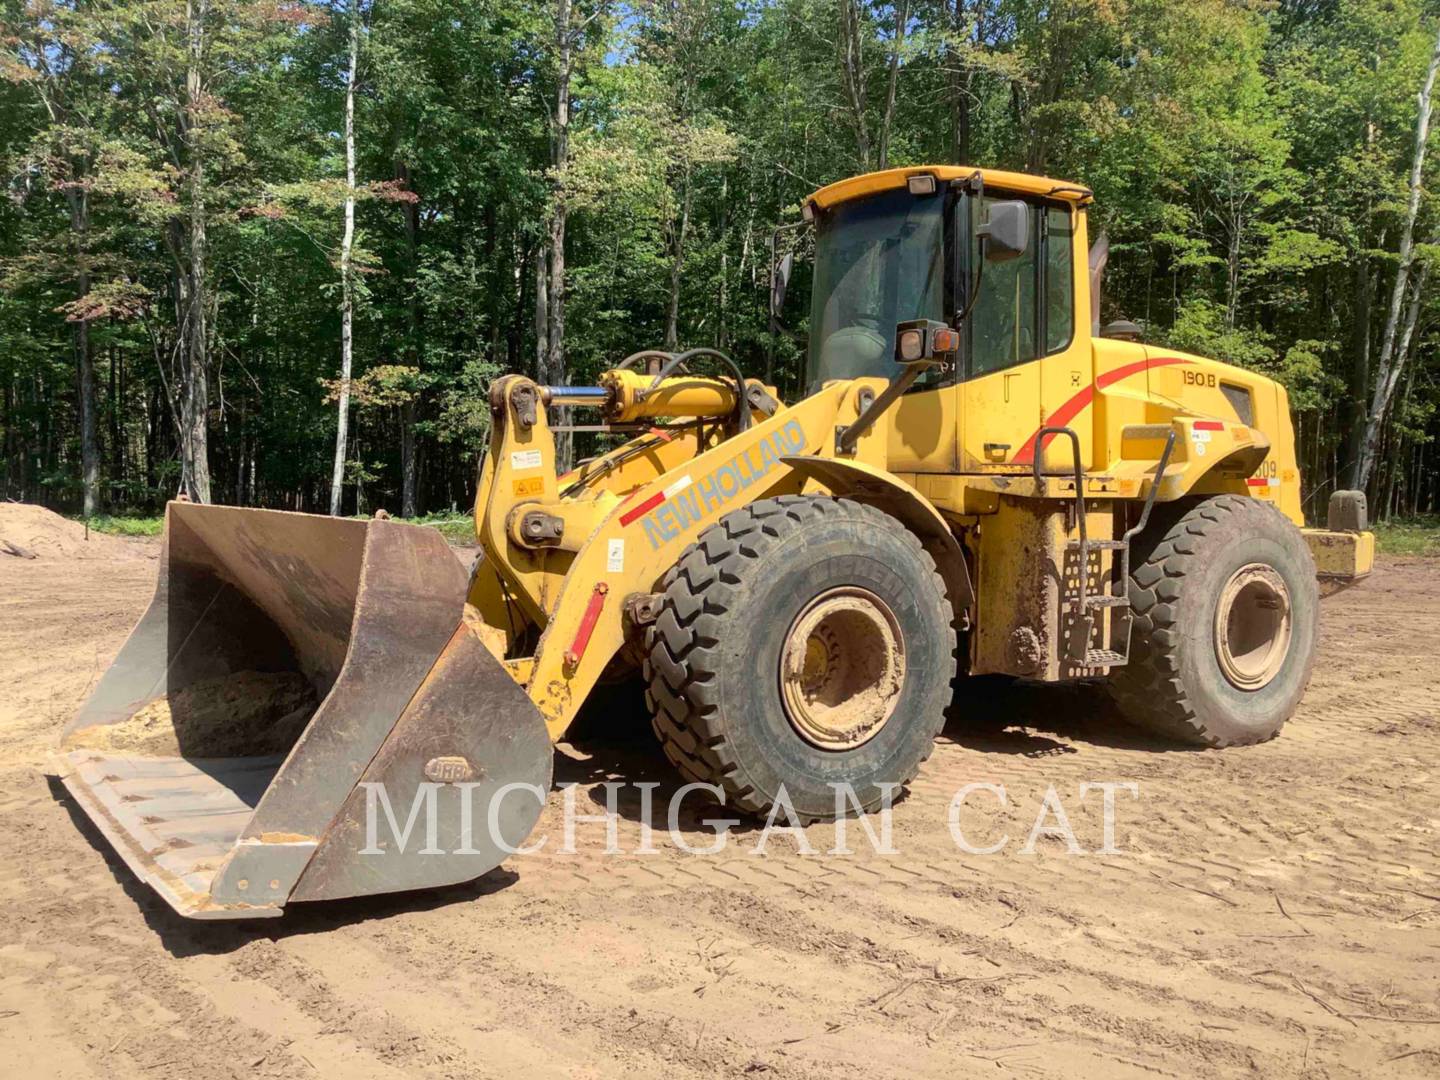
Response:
781,455,975,626
1114,419,1274,507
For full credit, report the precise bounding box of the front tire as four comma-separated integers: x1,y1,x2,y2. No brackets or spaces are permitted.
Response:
644,495,956,821
1109,495,1319,746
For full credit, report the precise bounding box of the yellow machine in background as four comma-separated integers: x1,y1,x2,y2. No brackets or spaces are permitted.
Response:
53,165,1373,919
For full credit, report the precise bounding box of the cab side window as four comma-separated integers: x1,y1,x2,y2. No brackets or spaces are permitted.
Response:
964,197,1075,378
1044,206,1074,353
969,199,1040,377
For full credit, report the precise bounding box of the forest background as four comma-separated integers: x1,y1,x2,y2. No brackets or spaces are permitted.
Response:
3,0,1438,526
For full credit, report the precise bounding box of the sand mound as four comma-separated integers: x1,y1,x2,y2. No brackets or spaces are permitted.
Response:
0,503,146,561
63,670,317,757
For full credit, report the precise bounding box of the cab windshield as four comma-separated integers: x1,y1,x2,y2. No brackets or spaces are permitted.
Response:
806,188,945,389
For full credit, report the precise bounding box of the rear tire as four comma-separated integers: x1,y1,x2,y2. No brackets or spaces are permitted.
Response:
644,495,956,821
1109,495,1319,746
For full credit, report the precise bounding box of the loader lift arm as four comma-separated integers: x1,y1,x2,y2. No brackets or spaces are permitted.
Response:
472,342,973,741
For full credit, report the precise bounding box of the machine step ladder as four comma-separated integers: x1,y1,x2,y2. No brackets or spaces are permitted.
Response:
1031,426,1177,668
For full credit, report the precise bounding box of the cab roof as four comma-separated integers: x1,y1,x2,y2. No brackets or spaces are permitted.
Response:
806,166,1093,212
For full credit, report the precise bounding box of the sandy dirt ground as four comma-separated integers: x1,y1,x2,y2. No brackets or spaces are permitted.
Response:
0,522,1437,1079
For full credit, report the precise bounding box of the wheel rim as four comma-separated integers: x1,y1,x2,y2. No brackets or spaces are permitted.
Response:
1214,563,1293,691
779,586,905,750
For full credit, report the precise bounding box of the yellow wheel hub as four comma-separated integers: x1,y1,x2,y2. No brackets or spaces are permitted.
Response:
1214,563,1293,691
779,587,905,750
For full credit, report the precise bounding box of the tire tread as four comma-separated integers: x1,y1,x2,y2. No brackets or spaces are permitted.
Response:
643,494,955,819
1109,494,1312,747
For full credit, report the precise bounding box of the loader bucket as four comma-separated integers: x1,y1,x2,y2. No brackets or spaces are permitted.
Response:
49,503,552,920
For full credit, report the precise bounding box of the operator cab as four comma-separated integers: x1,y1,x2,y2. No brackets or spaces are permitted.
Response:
797,167,1087,397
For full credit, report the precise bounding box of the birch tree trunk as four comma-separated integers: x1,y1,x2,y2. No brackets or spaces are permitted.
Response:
534,239,549,384
949,0,972,164
838,0,871,169
718,173,728,348
398,159,420,517
329,0,361,515
65,187,100,516
1356,23,1440,492
664,160,692,350
1396,251,1430,373
179,0,212,504
543,0,573,470
1224,199,1242,330
877,0,909,170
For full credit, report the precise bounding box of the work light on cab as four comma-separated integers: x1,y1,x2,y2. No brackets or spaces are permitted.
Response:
895,319,959,364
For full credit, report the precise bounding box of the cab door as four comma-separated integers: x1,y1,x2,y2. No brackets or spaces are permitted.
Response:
1032,203,1092,473
957,195,1086,473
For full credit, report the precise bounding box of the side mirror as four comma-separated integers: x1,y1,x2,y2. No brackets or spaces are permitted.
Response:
769,252,793,320
978,200,1029,262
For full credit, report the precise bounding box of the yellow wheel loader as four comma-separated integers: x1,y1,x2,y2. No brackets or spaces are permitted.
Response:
51,166,1375,919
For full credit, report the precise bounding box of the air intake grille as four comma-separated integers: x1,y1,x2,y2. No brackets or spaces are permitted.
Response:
1220,383,1253,426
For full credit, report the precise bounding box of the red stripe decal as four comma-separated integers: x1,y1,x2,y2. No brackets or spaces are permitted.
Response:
619,490,665,526
1193,420,1224,431
1012,388,1095,466
1246,478,1268,487
1013,356,1193,465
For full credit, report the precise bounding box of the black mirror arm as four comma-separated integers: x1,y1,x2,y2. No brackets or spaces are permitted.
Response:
948,170,987,335
956,238,987,328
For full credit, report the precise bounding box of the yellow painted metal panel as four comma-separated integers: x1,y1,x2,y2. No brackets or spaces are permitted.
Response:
887,384,959,472
960,363,1042,472
1304,529,1375,581
808,166,1092,210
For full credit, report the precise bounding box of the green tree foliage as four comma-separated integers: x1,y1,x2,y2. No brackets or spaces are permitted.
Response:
2,0,1438,519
